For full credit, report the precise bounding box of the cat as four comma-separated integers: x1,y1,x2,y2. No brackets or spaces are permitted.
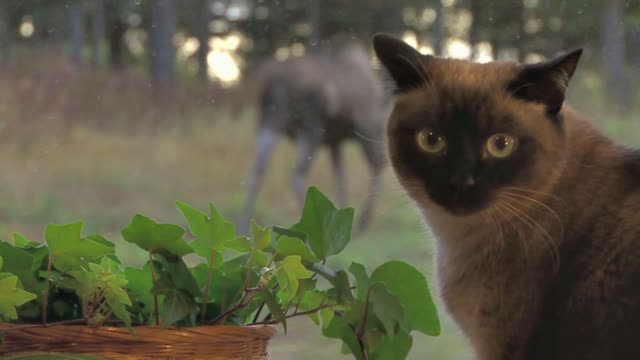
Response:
373,33,640,360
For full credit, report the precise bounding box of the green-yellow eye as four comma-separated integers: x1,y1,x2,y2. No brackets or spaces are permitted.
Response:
486,133,517,158
416,128,446,154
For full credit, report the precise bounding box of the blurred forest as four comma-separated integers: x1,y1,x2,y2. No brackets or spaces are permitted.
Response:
1,1,640,359
0,0,639,110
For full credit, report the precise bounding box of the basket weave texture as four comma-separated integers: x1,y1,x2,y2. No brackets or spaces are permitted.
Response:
0,323,276,360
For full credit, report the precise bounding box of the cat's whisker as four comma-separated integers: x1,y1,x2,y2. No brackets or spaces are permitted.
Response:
498,199,560,270
501,191,564,237
502,186,562,201
494,201,531,264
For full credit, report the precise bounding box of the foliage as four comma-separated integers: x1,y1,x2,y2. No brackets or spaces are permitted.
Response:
0,187,440,359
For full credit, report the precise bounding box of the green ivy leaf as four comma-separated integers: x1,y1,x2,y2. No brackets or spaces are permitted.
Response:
151,273,197,326
370,283,406,336
291,187,354,259
121,215,192,261
250,220,271,250
0,274,37,320
277,255,312,301
89,258,132,328
225,236,251,253
176,201,235,261
260,288,286,332
320,307,334,329
372,330,413,360
323,315,364,360
325,270,355,304
12,233,31,248
162,289,197,326
349,262,370,301
371,261,440,336
45,222,115,272
125,263,155,316
154,255,202,298
276,236,319,263
0,241,41,293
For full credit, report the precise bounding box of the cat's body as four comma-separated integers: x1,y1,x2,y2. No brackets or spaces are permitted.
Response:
373,34,640,359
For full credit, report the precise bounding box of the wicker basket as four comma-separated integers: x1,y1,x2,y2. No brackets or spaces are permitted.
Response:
0,323,277,360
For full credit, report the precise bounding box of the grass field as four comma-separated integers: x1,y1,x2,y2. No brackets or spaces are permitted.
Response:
1,59,639,359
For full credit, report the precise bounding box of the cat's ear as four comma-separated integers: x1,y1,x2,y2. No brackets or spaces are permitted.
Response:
372,33,430,93
508,48,583,115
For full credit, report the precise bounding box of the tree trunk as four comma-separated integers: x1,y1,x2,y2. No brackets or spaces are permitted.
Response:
69,2,85,66
195,0,210,80
601,0,630,111
467,0,482,59
150,0,176,83
433,0,445,56
305,0,320,50
0,2,9,66
92,0,106,67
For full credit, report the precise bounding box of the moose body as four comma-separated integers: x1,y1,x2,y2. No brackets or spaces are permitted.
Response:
238,38,387,233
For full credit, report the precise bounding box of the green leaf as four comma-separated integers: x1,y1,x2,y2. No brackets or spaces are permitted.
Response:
370,283,405,336
349,262,370,301
272,226,308,241
225,236,251,253
175,201,234,260
261,288,286,332
151,274,197,326
121,214,192,260
323,315,364,360
277,255,312,300
162,289,197,326
371,261,440,336
154,255,202,298
325,270,355,304
276,236,320,263
320,307,334,329
0,274,37,320
291,186,354,259
125,263,155,315
0,241,41,293
250,220,271,250
12,233,31,247
90,258,132,327
372,330,413,360
45,222,115,272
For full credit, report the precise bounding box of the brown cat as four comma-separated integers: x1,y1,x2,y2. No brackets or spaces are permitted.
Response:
373,34,640,360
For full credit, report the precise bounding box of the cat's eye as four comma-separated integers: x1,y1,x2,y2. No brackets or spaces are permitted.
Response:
416,128,446,154
486,133,517,159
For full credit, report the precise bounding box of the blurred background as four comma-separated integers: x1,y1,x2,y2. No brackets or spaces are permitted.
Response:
1,0,639,358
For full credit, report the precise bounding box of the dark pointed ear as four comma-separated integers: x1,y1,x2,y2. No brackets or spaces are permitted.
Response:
372,33,430,93
508,48,583,115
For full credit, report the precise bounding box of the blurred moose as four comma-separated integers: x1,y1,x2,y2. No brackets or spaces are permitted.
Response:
237,36,388,233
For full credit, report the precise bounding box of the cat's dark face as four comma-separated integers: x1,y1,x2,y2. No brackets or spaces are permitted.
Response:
373,35,581,215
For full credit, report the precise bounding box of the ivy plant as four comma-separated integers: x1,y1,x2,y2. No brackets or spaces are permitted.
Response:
0,187,440,359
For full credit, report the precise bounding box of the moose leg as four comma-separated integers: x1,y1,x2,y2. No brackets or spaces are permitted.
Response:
237,127,279,234
292,136,316,209
357,142,385,231
330,144,348,208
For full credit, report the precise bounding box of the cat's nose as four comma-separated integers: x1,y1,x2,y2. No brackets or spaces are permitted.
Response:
449,174,475,189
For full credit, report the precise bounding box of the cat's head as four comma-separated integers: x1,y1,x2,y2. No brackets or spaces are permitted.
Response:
373,34,582,215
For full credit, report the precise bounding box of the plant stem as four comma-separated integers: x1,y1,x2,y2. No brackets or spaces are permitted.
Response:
41,253,53,325
357,287,373,338
148,251,159,326
200,252,216,323
251,304,333,325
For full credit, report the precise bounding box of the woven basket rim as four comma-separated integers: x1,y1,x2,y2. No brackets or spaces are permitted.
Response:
1,322,277,358
0,322,277,343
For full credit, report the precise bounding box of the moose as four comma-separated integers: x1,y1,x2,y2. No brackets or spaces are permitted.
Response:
237,36,388,233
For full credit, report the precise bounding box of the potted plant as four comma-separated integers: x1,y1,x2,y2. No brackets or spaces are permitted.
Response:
0,187,440,359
